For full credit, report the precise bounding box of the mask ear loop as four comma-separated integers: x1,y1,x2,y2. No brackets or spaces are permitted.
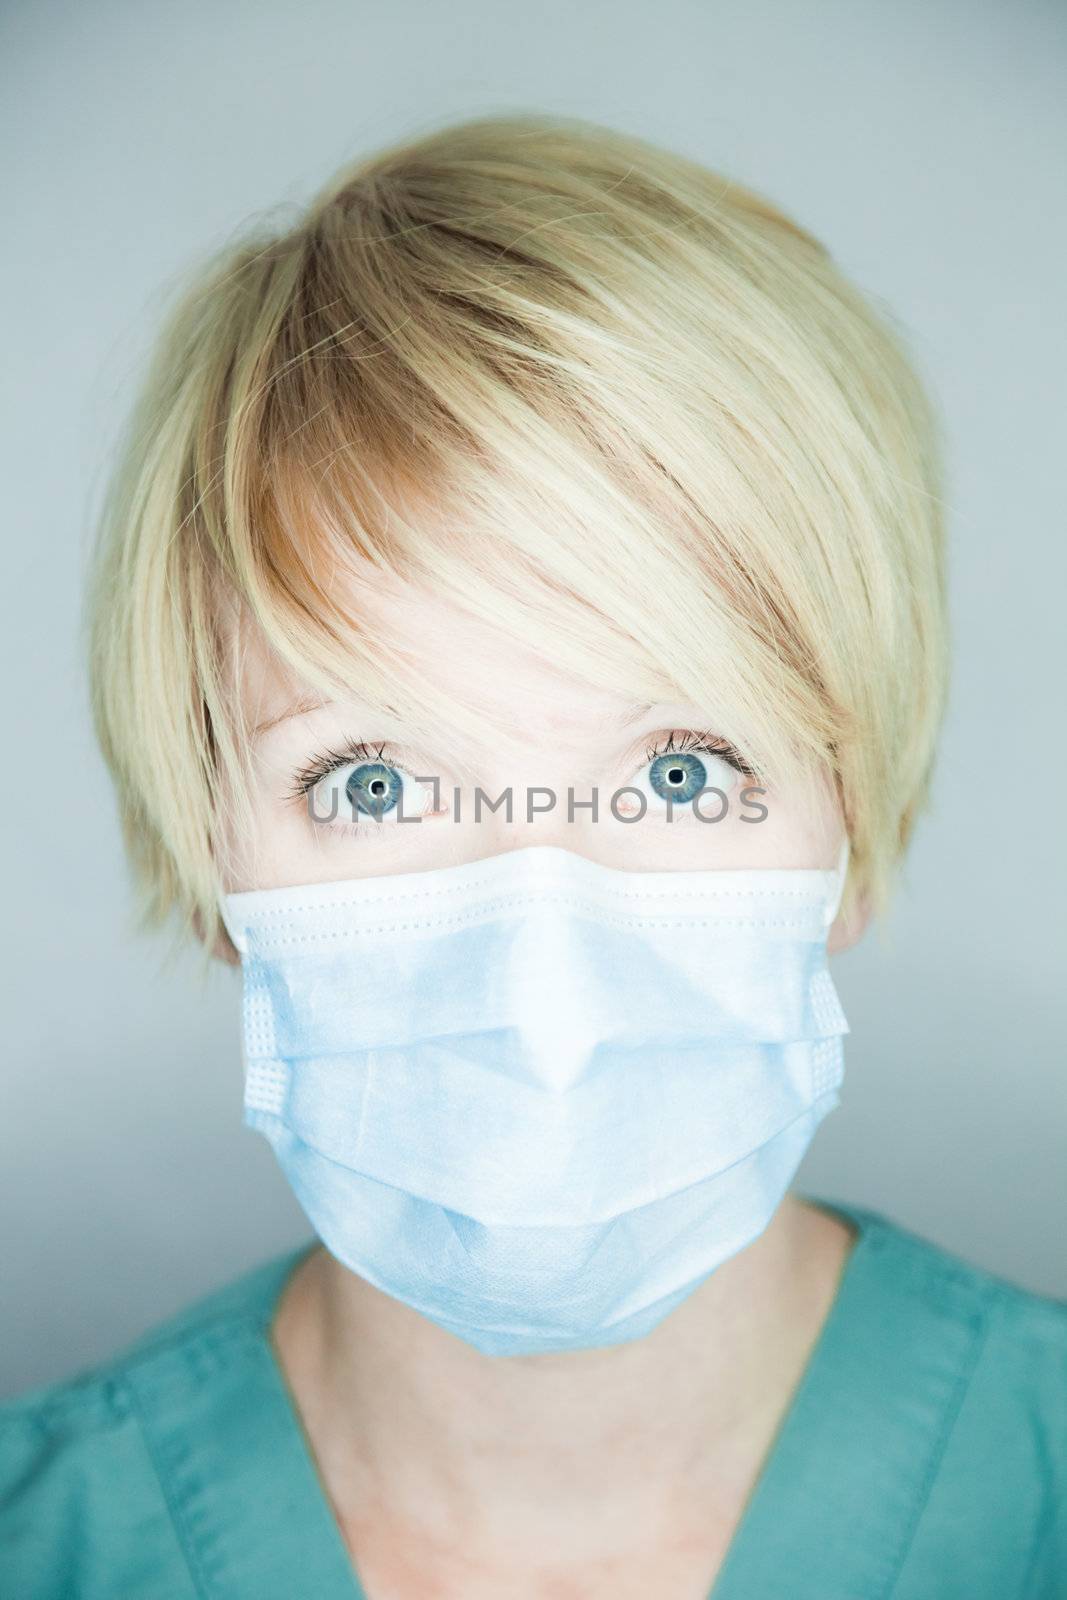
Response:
823,836,851,928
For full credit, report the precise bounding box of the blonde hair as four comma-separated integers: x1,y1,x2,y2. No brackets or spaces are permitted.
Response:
86,111,948,955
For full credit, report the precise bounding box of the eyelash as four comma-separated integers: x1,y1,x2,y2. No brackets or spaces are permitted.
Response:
287,738,398,806
287,729,756,807
644,729,757,779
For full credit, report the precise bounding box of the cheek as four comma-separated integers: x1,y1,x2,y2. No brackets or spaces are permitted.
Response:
742,768,843,867
215,765,298,894
607,778,842,874
215,813,264,896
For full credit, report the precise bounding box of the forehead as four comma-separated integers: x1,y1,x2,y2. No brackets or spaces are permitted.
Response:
234,569,650,753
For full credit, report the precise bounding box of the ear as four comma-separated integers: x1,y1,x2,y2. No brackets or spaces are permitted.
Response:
191,905,241,967
827,885,872,956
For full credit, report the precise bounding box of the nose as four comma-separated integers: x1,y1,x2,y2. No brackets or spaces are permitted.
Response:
481,775,601,858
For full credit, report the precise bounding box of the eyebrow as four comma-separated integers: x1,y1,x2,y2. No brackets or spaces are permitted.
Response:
253,698,664,742
252,696,331,739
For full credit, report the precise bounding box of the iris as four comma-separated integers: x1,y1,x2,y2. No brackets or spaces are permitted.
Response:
648,751,707,805
346,761,403,818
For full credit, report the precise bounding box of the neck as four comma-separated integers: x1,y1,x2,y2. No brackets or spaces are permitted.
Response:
272,1194,855,1566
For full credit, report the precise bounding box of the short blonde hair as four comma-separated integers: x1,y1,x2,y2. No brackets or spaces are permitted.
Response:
86,111,948,953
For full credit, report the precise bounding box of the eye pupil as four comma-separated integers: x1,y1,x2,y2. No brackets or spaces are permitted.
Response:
668,766,684,785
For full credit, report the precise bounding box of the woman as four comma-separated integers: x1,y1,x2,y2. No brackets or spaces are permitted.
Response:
2,113,1063,1598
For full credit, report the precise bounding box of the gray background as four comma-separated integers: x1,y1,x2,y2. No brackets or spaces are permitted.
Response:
2,0,1064,1399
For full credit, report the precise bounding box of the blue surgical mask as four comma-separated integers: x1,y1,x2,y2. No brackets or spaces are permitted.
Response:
220,842,850,1357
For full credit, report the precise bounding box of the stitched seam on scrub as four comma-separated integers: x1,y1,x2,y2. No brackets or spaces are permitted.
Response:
882,1290,994,1600
124,1374,215,1600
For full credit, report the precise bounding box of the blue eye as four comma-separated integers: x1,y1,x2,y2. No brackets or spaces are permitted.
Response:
647,751,707,804
635,731,751,817
295,741,435,833
346,761,403,818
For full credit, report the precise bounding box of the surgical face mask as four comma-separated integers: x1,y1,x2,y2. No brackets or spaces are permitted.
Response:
220,843,850,1358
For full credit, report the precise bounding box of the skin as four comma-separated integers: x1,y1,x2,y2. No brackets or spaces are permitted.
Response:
215,576,870,1598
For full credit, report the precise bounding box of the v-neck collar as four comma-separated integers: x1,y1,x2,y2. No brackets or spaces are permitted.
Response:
709,1196,989,1597
129,1196,989,1599
126,1246,362,1598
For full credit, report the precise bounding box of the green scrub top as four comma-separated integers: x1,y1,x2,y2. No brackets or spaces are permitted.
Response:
2,1196,1065,1599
